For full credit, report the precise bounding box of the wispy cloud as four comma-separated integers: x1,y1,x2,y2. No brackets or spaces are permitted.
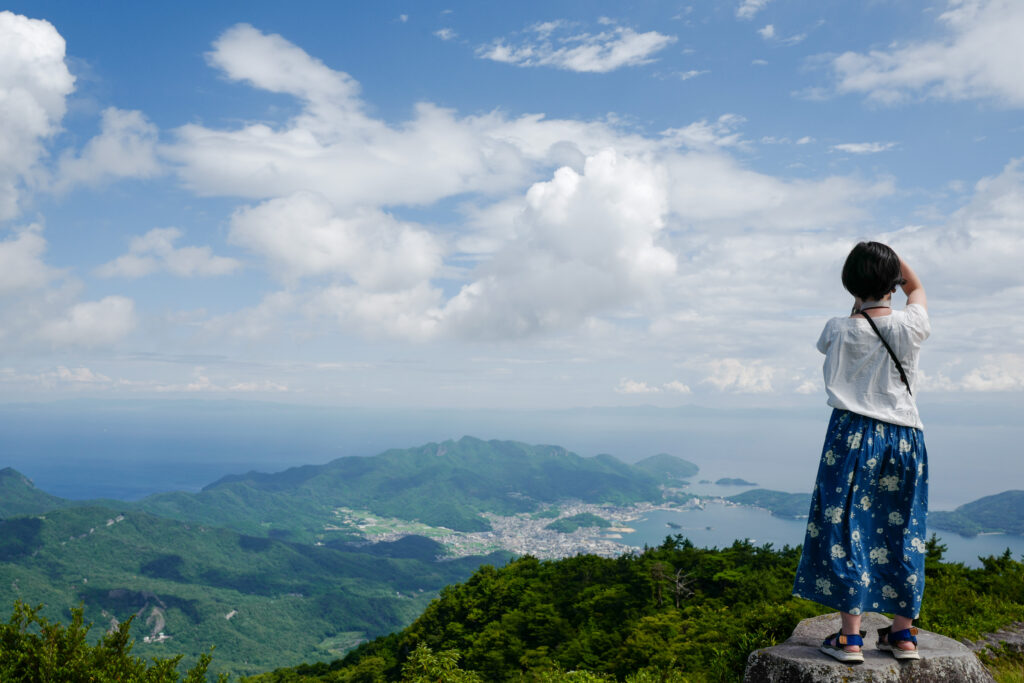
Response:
478,20,676,73
832,141,897,154
434,27,456,41
737,0,772,21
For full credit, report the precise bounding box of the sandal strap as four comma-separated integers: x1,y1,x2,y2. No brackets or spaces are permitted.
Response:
878,626,918,645
824,630,865,648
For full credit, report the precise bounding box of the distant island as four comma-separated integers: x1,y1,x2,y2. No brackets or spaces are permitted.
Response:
726,489,811,518
929,490,1024,537
716,477,758,486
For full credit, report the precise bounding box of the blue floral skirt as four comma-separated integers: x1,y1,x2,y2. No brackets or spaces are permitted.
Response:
792,409,928,618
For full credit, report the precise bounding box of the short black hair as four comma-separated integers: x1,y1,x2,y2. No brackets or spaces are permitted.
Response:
841,241,905,301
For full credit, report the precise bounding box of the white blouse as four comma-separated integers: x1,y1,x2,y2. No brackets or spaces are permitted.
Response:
817,303,930,429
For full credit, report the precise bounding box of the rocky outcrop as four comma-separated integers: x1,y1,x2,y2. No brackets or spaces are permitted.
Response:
743,612,995,682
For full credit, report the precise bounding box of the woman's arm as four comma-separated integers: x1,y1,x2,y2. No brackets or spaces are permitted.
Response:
899,258,927,310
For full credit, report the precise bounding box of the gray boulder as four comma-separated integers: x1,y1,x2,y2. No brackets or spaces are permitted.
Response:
743,611,994,682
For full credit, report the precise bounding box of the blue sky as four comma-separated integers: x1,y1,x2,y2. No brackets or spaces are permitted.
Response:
1,0,1023,411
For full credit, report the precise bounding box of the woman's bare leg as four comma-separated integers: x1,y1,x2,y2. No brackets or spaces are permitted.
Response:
840,612,862,652
891,615,916,650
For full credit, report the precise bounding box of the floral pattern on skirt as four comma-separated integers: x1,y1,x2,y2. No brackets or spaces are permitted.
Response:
792,408,928,618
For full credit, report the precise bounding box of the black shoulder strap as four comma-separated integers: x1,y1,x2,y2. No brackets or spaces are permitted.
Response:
859,311,912,395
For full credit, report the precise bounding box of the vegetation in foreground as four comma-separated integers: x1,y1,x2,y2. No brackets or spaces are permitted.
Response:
243,535,1024,682
0,601,221,682
5,536,1022,682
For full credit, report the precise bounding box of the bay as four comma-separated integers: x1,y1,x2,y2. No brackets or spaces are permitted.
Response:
618,500,1024,569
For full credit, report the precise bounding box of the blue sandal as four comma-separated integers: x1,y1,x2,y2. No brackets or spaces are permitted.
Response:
820,630,866,663
877,625,920,660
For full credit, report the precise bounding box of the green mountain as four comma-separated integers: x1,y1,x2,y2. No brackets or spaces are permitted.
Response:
632,453,699,481
135,437,667,539
930,490,1024,537
0,504,509,679
726,489,810,519
0,467,72,518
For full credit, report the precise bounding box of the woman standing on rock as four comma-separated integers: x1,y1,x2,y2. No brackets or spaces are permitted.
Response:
792,241,929,663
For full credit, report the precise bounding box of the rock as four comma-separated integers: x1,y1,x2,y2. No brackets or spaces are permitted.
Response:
964,620,1024,658
743,612,995,682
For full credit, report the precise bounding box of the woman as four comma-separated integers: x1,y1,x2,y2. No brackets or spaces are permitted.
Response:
792,241,930,662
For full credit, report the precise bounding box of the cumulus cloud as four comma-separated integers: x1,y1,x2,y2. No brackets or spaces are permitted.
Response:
229,192,442,289
434,28,457,41
0,224,55,293
737,0,772,20
477,20,676,73
441,149,675,339
97,227,238,278
832,141,897,154
616,378,660,394
54,108,161,192
703,358,776,393
830,0,1024,106
37,296,136,347
0,11,75,220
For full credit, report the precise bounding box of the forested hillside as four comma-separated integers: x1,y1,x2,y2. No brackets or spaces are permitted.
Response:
0,505,509,678
247,536,1024,682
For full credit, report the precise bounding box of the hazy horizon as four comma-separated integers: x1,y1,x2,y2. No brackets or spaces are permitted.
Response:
3,397,1018,512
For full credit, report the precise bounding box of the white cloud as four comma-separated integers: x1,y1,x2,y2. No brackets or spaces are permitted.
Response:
0,224,55,293
616,378,660,394
478,21,677,73
959,355,1024,391
434,28,457,41
398,14,408,23
97,227,239,278
759,24,805,45
703,358,776,393
677,69,709,81
661,114,746,150
54,108,161,192
737,0,772,20
229,192,442,289
440,149,675,339
161,25,896,369
832,141,897,154
0,11,75,220
664,380,692,394
796,136,814,145
830,0,1024,106
55,366,111,383
37,296,136,347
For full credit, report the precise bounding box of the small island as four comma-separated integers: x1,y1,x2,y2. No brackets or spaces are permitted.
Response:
545,513,612,534
929,490,1024,537
715,477,758,486
727,489,810,518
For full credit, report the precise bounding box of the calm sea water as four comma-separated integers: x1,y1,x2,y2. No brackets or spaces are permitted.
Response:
619,500,1024,569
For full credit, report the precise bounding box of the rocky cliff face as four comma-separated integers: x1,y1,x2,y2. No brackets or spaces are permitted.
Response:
744,611,995,682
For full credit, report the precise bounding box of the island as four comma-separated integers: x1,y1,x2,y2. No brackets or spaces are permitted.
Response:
726,489,810,518
715,477,758,486
929,490,1024,537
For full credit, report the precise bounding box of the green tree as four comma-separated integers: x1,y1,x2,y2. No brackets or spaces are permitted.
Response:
0,600,222,683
